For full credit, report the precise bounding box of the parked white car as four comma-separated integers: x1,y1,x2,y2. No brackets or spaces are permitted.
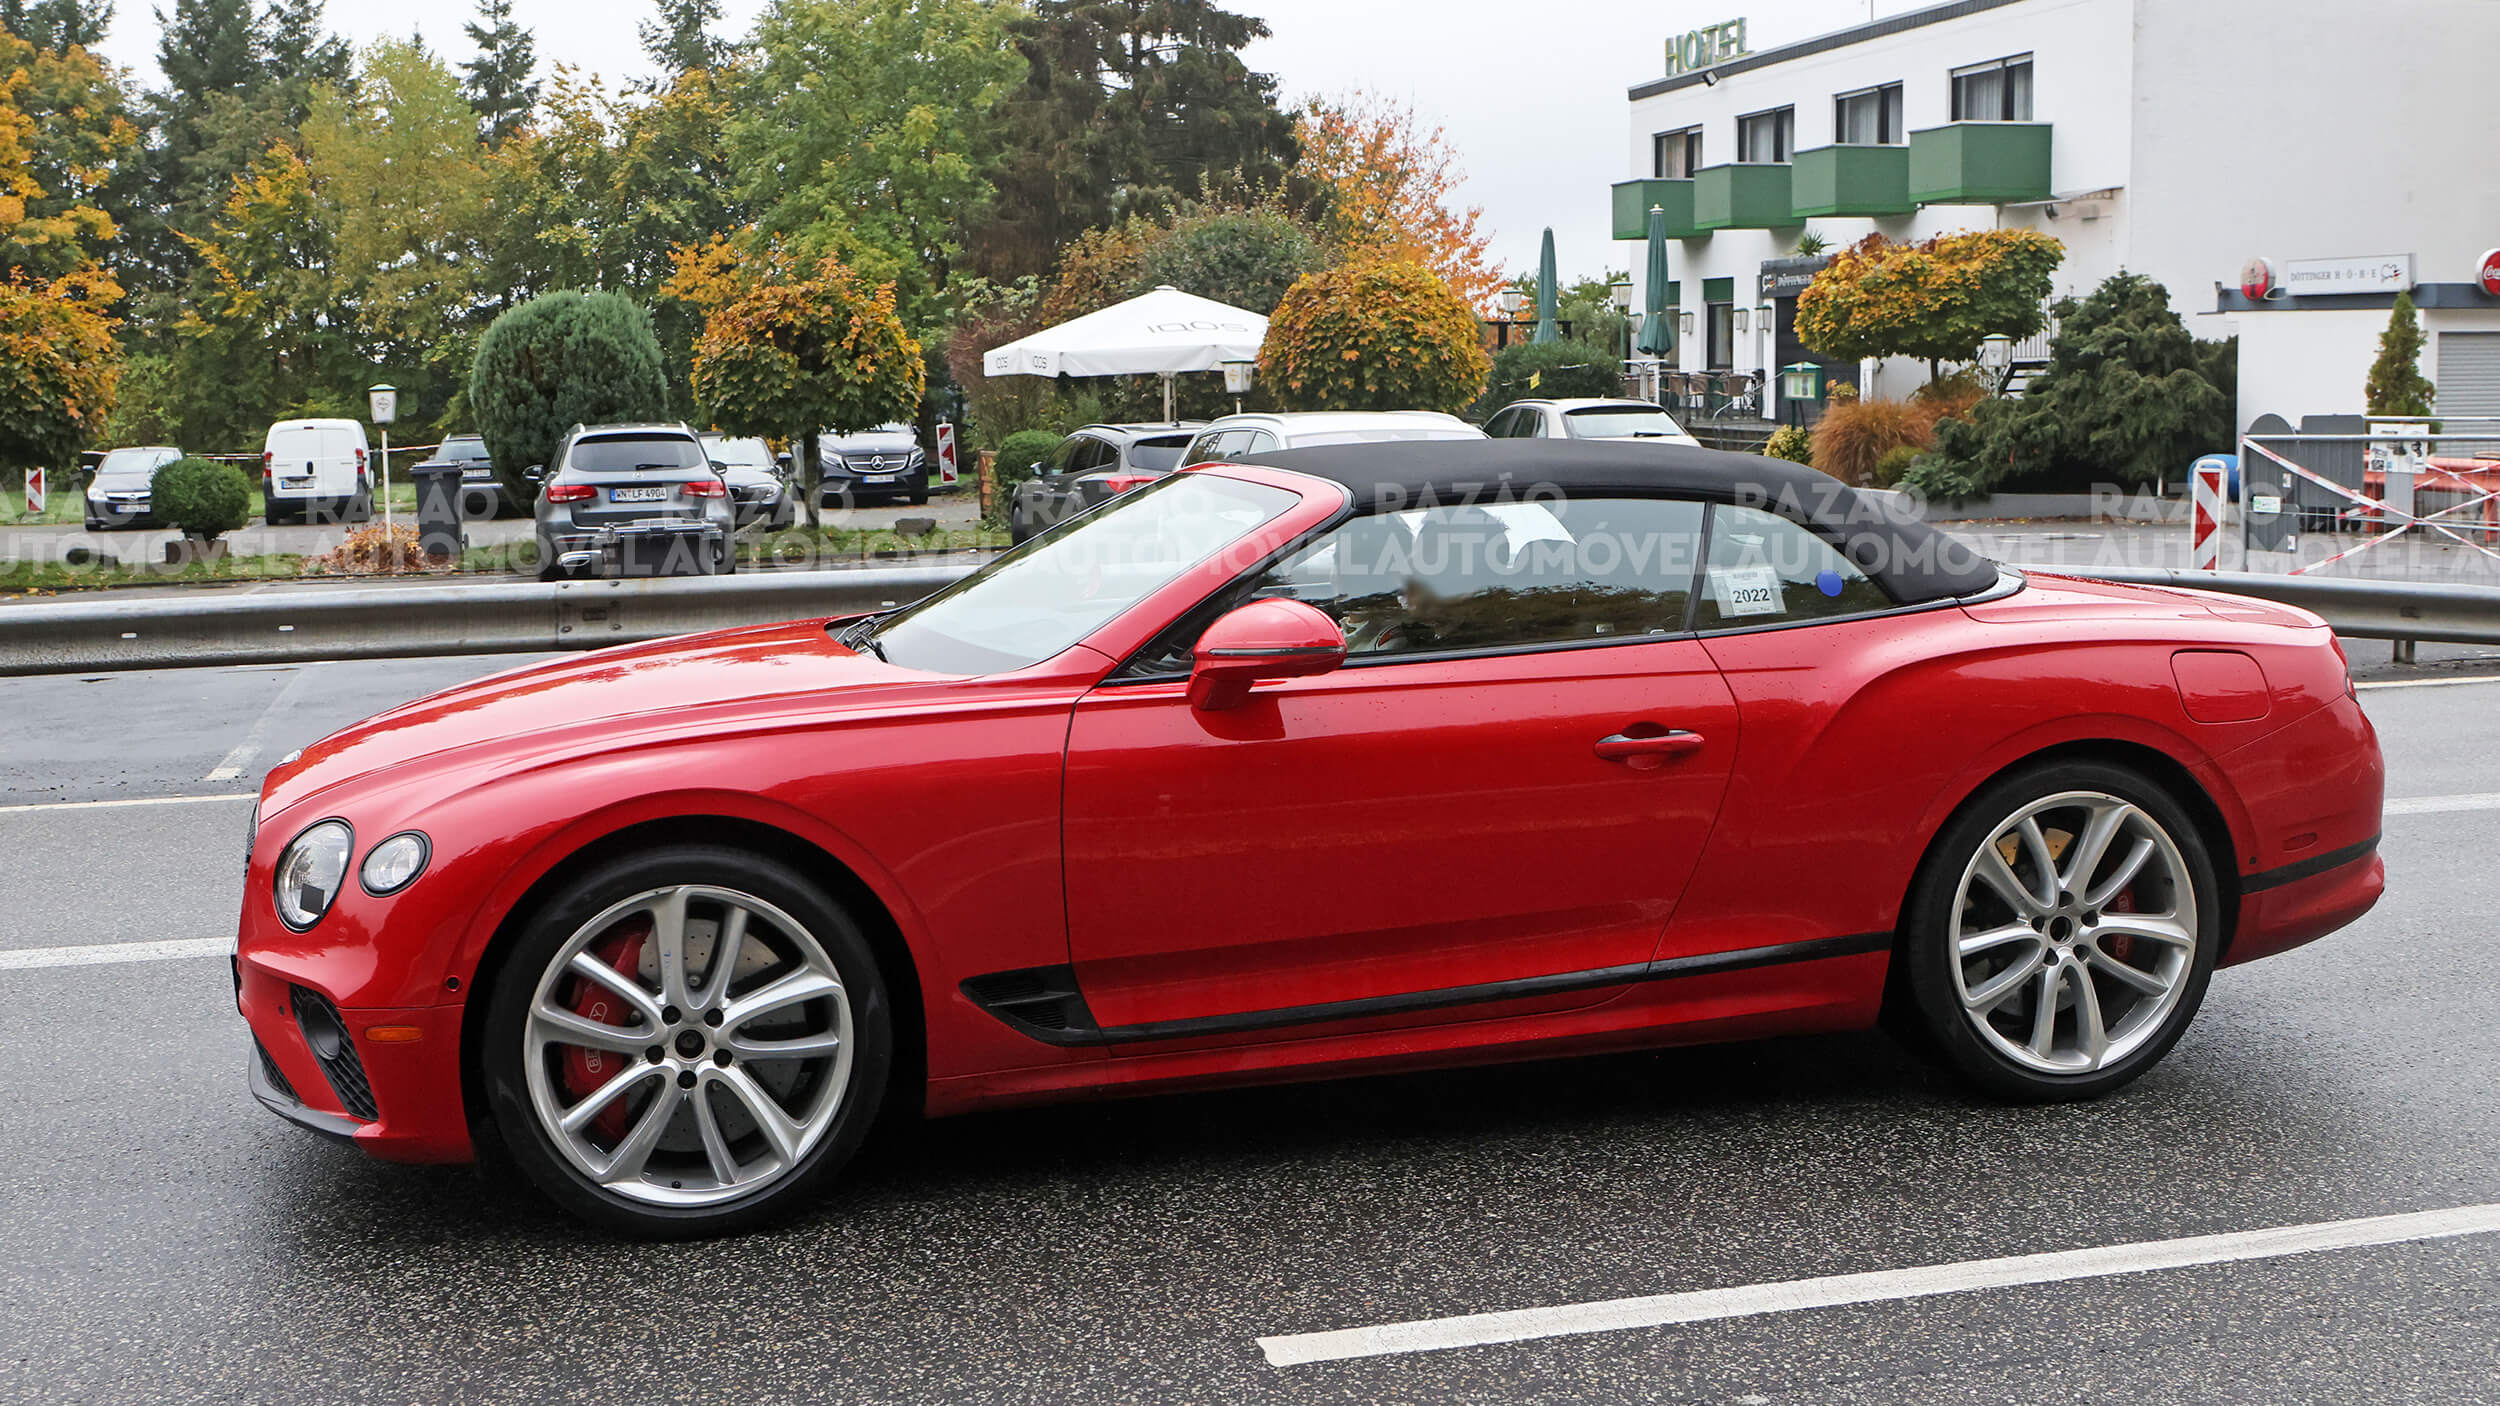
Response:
82,446,182,530
260,418,374,525
1482,398,1702,447
1182,411,1485,464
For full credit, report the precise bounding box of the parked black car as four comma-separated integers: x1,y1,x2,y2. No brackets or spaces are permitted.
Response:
411,434,515,519
814,424,929,507
1005,423,1201,543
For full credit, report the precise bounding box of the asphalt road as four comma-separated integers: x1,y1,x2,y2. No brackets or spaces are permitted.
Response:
0,649,2494,1402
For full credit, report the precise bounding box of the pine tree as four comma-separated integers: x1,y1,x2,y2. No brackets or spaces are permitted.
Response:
0,0,113,51
462,0,541,145
640,0,727,78
264,0,349,89
2365,291,2436,418
155,0,262,103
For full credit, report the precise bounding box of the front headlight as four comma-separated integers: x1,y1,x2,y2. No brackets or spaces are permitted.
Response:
360,832,430,896
274,820,354,930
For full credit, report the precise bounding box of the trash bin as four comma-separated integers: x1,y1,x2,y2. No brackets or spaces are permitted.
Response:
409,462,466,560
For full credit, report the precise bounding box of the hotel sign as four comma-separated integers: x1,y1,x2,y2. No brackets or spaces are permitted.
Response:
1666,18,1749,76
2278,254,2413,297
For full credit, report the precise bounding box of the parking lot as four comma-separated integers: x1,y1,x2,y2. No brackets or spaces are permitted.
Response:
1,642,2494,1403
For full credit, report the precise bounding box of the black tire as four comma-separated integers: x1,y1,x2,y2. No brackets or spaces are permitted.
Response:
478,845,893,1238
264,499,294,526
83,515,101,532
907,473,929,506
1896,759,2220,1102
347,486,373,524
534,536,565,582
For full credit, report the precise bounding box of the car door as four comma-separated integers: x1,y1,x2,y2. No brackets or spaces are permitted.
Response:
1061,494,1740,1034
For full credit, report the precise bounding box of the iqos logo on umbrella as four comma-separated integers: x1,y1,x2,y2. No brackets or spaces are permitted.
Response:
1146,320,1256,334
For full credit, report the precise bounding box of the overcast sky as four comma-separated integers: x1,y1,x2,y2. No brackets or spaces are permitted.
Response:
92,0,1914,280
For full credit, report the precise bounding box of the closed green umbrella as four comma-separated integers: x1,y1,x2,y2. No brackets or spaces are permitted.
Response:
1635,205,1674,359
1533,228,1559,344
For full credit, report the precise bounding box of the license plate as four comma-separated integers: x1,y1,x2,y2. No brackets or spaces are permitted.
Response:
860,474,899,485
282,477,316,488
610,486,669,503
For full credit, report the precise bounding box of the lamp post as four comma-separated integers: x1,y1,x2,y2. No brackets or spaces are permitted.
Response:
1978,333,2014,396
367,383,398,531
1778,361,1825,430
1221,359,1255,415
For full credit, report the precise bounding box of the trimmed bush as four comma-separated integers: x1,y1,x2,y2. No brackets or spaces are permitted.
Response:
1473,339,1624,420
150,457,252,540
994,430,1062,494
1762,424,1812,466
469,291,669,505
1872,444,1924,487
1260,259,1490,415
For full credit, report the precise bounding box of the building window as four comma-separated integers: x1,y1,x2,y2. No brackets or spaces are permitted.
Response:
1706,301,1734,370
1834,83,1904,144
1652,127,1703,179
1951,54,2034,121
1736,106,1793,163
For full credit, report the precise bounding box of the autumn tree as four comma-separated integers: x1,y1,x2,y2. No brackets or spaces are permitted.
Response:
1795,229,2065,384
0,27,123,486
302,39,495,427
1259,259,1489,415
732,0,1021,319
970,0,1296,279
0,0,111,52
667,236,924,528
1293,92,1499,311
175,142,345,443
462,0,541,146
2365,291,2435,418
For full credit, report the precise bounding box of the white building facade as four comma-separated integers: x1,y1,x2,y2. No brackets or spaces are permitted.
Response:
1619,0,2500,432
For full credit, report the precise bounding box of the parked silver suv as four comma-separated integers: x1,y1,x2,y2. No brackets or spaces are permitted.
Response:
530,424,736,580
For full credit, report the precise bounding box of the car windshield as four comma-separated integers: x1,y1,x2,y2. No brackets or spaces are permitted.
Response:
569,435,706,473
96,449,170,480
867,471,1300,675
704,436,776,469
437,438,490,461
1292,427,1480,447
1128,436,1194,472
1564,407,1687,439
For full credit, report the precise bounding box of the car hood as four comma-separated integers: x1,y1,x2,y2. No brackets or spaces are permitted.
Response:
260,619,933,819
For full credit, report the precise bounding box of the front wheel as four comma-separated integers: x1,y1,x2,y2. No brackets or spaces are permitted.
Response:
479,847,892,1237
1898,760,2219,1102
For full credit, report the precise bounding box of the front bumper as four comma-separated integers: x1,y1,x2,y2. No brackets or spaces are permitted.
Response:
235,951,474,1163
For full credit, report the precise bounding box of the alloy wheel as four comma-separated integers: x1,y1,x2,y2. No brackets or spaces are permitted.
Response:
521,884,854,1207
1947,790,2199,1076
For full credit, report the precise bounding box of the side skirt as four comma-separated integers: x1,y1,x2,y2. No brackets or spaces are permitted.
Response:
961,933,1894,1049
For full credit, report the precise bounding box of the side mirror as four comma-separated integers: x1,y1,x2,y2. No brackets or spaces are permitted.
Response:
1187,599,1346,711
523,464,546,482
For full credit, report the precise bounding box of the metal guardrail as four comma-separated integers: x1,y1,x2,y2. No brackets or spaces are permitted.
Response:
0,568,965,677
2,562,2496,677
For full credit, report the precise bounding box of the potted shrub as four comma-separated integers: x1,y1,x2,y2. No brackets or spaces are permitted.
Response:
150,457,253,564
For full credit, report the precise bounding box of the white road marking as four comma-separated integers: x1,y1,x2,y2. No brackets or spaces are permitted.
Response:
204,664,315,781
2386,792,2500,816
0,793,252,816
1256,1202,2500,1367
0,937,232,972
2355,674,2500,691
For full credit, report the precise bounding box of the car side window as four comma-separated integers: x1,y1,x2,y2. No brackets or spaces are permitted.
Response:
1482,409,1517,439
1067,436,1115,473
1255,495,1706,658
1694,504,1894,630
1039,436,1082,475
1240,431,1279,454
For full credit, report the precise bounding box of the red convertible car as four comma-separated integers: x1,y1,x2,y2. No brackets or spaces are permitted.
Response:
236,441,2384,1235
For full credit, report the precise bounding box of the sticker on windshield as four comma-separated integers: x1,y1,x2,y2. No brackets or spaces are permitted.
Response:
1711,564,1784,618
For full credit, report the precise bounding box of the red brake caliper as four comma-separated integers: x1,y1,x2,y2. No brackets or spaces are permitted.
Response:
2103,888,2137,964
561,919,650,1142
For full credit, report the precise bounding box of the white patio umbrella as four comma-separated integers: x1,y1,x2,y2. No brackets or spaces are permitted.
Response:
982,285,1268,421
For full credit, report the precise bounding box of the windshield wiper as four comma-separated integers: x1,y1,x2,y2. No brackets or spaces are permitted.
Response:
839,617,887,660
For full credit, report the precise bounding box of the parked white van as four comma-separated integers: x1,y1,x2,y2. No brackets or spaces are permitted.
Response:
260,418,374,525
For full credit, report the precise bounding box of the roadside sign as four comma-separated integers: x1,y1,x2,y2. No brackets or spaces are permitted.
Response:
2479,249,2500,298
936,423,959,486
25,466,42,517
2190,459,2225,570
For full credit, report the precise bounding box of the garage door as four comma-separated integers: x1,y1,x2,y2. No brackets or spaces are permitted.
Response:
2438,331,2500,453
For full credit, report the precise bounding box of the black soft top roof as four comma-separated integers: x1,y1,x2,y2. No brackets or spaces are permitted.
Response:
1231,438,2000,604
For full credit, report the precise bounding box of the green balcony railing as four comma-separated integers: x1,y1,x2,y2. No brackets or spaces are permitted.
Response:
1790,144,1913,218
1610,179,1700,240
1693,163,1797,231
1907,122,2053,204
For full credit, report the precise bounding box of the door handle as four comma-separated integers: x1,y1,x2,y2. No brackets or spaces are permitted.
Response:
1594,729,1705,764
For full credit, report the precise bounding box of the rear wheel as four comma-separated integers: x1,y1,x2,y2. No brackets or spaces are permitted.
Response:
1899,760,2219,1101
264,498,294,526
347,485,373,523
479,847,892,1237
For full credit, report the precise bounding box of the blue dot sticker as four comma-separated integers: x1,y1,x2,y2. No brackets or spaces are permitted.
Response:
1816,569,1845,598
